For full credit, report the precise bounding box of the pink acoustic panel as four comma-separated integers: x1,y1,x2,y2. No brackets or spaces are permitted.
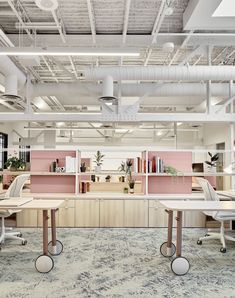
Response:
148,176,192,194
148,151,192,194
31,150,76,172
31,176,75,193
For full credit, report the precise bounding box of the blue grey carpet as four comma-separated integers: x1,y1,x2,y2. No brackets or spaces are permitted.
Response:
0,228,235,298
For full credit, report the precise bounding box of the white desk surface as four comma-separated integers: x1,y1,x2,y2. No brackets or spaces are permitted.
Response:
0,197,33,207
0,199,64,210
159,200,235,211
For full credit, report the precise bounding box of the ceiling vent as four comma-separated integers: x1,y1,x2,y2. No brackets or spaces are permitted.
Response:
35,0,58,11
98,76,118,105
0,74,23,104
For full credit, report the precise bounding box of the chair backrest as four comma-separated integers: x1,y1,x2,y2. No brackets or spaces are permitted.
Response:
197,177,219,218
5,174,30,198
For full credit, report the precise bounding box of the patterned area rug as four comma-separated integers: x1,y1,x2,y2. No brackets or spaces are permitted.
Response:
0,228,235,298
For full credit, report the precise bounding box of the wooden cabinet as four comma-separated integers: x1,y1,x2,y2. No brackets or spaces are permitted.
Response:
58,199,75,227
17,210,38,227
75,199,99,227
100,199,124,227
149,200,169,227
124,200,148,227
184,211,205,227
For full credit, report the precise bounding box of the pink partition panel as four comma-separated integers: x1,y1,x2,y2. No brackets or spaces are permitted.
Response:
148,151,192,194
30,150,76,193
31,176,75,193
31,150,76,172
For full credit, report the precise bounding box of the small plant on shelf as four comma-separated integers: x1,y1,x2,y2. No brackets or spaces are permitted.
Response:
165,165,178,176
118,161,126,182
105,175,111,182
123,186,129,194
94,150,105,172
205,152,219,168
126,159,133,175
5,154,26,171
80,162,86,172
128,178,135,194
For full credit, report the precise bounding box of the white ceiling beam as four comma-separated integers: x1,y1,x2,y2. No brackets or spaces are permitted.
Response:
86,0,96,44
0,112,234,123
144,0,166,66
122,0,131,44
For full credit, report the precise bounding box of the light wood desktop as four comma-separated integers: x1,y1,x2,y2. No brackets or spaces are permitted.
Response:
159,200,235,276
0,198,64,273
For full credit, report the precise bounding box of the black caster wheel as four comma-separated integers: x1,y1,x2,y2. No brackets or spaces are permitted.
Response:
197,240,202,245
17,233,23,238
35,255,54,273
205,234,210,237
220,247,226,253
171,257,190,276
22,240,27,246
160,242,176,257
48,240,63,256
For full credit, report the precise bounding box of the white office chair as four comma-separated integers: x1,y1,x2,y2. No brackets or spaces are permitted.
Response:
0,174,30,248
197,177,235,253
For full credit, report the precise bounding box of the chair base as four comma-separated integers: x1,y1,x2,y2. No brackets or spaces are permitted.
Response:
198,227,235,251
0,217,26,247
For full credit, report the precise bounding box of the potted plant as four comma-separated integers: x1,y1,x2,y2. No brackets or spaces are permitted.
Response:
5,155,26,171
94,150,105,172
80,162,86,172
165,165,178,176
123,186,129,194
128,178,135,194
205,152,219,168
105,175,111,182
118,161,126,182
126,159,133,175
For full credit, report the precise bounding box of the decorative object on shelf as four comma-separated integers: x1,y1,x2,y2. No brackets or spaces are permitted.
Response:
205,152,219,168
165,165,178,176
105,175,111,182
91,174,96,182
0,171,2,192
123,187,128,194
119,176,125,182
5,154,26,171
224,161,235,174
126,159,135,193
55,167,66,173
94,150,105,172
96,176,100,182
80,162,86,172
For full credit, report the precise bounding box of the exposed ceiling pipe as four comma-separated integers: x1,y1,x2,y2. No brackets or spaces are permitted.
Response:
32,82,235,98
85,66,235,81
1,74,23,103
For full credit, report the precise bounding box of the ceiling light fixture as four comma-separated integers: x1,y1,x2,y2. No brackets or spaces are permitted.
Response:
0,47,140,57
35,0,58,11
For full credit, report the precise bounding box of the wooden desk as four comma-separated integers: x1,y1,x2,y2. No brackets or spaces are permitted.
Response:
159,200,235,276
0,199,64,273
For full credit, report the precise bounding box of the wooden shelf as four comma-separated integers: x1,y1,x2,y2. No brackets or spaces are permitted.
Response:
78,171,145,176
1,171,75,176
147,172,233,177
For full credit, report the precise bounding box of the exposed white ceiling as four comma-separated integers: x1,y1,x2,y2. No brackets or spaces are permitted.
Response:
0,0,234,145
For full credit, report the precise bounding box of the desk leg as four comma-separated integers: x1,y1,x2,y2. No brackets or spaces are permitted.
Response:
160,210,176,257
48,209,63,256
34,210,54,273
171,211,190,276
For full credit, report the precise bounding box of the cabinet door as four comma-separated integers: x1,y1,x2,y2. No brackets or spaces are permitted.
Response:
184,211,205,227
149,200,171,227
75,199,99,227
100,200,124,227
17,210,38,227
124,200,148,227
58,199,75,227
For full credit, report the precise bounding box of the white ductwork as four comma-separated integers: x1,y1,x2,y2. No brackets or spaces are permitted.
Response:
32,82,235,98
85,66,235,81
1,74,23,103
99,75,118,104
0,56,26,87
